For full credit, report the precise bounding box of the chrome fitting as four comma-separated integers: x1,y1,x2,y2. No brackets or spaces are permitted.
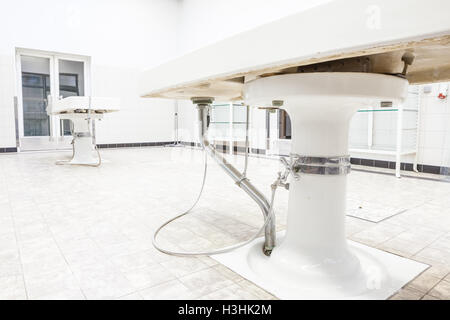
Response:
291,155,351,176
191,97,214,106
235,176,249,187
74,132,91,138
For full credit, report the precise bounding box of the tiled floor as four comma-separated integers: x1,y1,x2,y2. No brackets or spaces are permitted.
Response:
0,147,450,300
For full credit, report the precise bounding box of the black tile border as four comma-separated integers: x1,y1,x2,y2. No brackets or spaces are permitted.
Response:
351,157,449,176
0,143,175,153
96,141,174,149
233,145,266,155
179,143,447,174
1,143,447,176
251,148,266,155
0,147,18,153
374,160,389,169
421,165,442,175
180,141,201,148
360,158,375,167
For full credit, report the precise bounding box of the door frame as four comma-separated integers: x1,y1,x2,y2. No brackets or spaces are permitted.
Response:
15,47,91,151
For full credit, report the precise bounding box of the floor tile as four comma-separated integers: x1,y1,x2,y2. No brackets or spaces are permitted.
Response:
199,283,259,300
116,292,143,300
0,275,27,300
178,268,234,297
1,148,450,300
110,250,158,272
161,257,210,278
123,264,176,290
139,279,195,300
24,269,80,299
389,287,424,300
428,280,450,299
421,294,440,300
406,270,442,293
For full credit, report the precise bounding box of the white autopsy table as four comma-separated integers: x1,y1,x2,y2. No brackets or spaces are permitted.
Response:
139,0,450,299
47,96,120,166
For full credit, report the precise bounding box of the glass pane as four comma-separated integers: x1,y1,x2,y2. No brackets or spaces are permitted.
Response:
441,106,450,181
21,55,51,137
232,104,246,123
22,74,44,87
59,59,84,136
59,74,77,87
211,104,230,123
58,59,84,96
210,104,230,141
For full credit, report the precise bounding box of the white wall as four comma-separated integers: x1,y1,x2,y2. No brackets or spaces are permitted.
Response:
175,1,450,168
176,0,330,150
0,0,179,148
176,0,331,55
93,64,175,144
1,0,449,168
178,100,197,144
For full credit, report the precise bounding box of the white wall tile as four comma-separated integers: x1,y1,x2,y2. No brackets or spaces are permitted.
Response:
349,83,450,167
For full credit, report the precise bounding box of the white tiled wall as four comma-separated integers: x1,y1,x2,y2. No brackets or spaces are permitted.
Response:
0,54,17,147
417,84,450,167
348,112,369,148
349,83,450,167
349,87,419,153
178,100,268,151
178,83,450,169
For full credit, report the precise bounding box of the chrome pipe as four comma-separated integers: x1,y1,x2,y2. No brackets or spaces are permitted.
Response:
243,105,250,178
195,101,276,254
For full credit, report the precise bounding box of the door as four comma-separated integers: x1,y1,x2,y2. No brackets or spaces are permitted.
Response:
57,59,86,138
16,49,90,151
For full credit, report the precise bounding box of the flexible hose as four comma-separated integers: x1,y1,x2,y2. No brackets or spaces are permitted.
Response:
152,149,277,257
93,144,102,167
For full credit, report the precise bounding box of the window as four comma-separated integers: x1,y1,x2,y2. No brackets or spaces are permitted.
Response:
21,72,51,136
